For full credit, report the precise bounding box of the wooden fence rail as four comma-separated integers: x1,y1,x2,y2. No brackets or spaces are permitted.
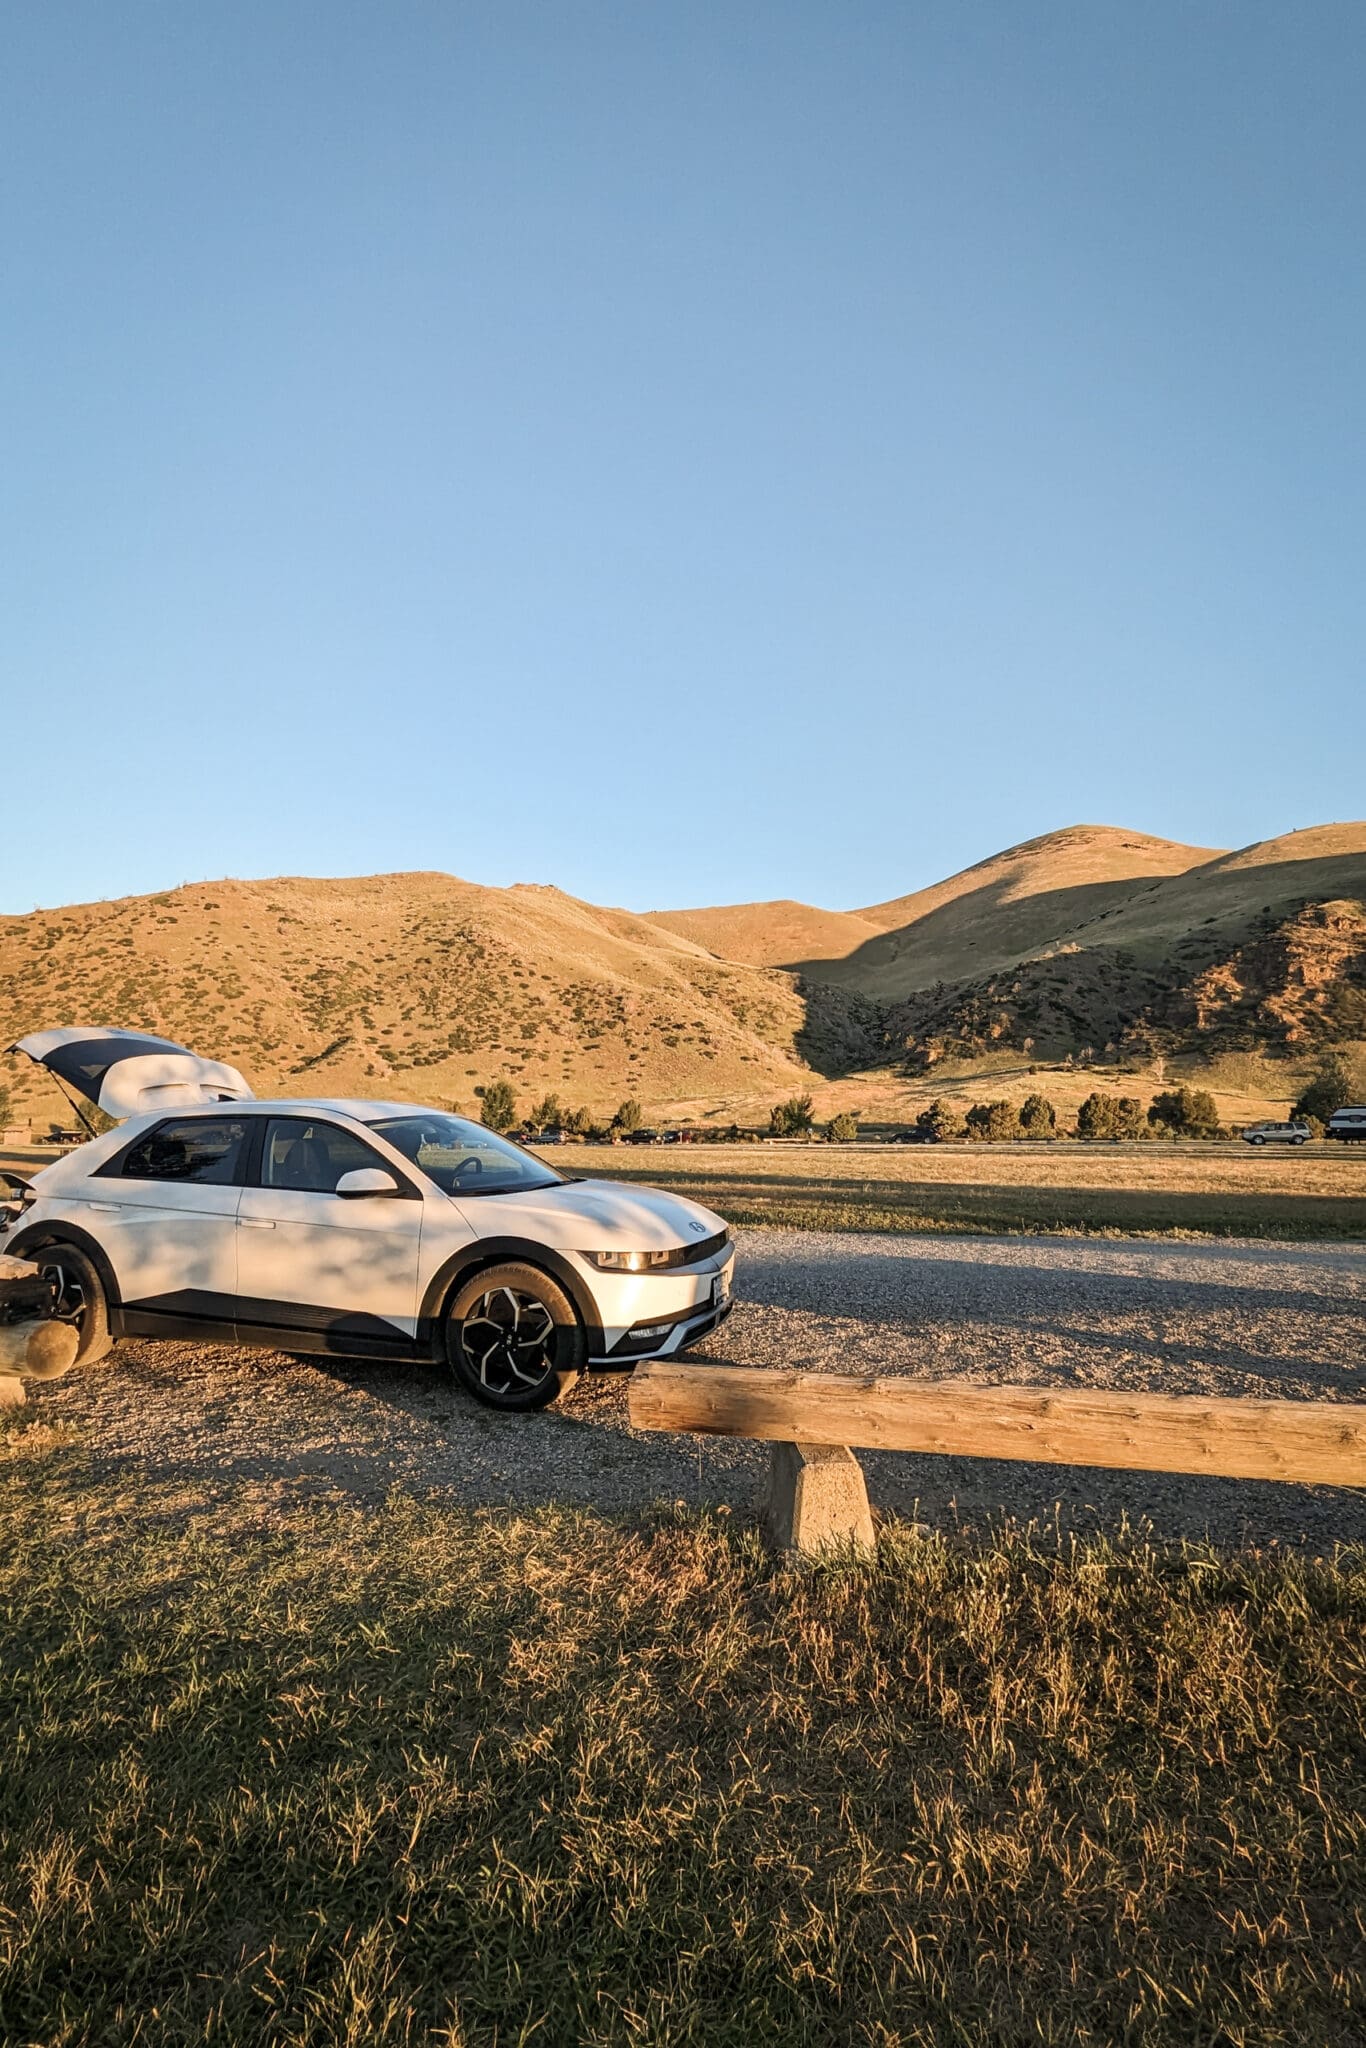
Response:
628,1363,1366,1555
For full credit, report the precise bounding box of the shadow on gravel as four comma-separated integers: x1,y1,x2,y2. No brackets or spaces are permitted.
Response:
735,1242,1366,1347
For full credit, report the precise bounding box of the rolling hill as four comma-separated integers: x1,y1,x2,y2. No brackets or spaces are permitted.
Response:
0,872,870,1129
3,822,1364,1134
650,826,1224,992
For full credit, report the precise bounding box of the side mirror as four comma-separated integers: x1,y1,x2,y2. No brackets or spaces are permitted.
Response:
335,1167,400,1199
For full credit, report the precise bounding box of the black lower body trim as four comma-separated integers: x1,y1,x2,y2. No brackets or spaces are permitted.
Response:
116,1289,421,1360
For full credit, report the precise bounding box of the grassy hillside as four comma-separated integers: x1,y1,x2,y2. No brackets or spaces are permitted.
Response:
0,872,863,1125
644,896,884,969
885,829,1366,1069
841,823,1223,995
650,826,1219,988
654,823,1366,1077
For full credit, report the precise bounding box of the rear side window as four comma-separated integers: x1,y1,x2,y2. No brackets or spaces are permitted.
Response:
110,1117,250,1185
260,1117,391,1194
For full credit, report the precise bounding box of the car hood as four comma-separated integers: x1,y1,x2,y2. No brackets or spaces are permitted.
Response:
9,1027,253,1119
452,1176,728,1253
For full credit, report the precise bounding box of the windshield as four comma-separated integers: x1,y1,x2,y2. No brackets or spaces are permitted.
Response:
365,1113,566,1196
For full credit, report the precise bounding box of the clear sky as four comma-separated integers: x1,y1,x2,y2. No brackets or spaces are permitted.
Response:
3,3,1363,916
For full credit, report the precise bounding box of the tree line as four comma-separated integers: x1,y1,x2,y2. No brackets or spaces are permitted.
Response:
456,1049,1365,1146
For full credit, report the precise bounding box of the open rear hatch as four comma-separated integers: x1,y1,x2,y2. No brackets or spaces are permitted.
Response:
8,1028,254,1120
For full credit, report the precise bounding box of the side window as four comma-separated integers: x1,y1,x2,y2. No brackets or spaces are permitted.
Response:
261,1118,391,1194
109,1118,249,1185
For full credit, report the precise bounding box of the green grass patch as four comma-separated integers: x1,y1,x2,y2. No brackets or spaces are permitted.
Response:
0,1444,1363,2044
571,1165,1366,1241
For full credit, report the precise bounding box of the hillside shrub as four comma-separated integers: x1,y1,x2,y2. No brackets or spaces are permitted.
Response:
965,1100,1020,1142
1148,1087,1222,1139
769,1094,816,1138
1077,1094,1146,1142
1019,1092,1056,1139
479,1080,518,1134
527,1093,563,1134
916,1099,962,1141
826,1111,859,1143
1294,1053,1358,1124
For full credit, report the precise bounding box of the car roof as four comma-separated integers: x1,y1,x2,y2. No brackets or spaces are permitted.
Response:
135,1098,447,1122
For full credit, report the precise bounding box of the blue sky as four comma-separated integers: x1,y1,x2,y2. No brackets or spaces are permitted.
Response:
3,3,1363,915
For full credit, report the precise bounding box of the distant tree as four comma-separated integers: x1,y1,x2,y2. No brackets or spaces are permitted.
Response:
0,1083,10,1129
612,1098,643,1133
562,1105,593,1137
965,1100,1020,1142
916,1098,962,1141
826,1111,860,1143
527,1092,563,1133
1294,1053,1357,1125
1076,1092,1121,1141
480,1080,518,1134
1147,1086,1222,1138
1018,1092,1056,1139
769,1093,816,1137
1115,1096,1147,1141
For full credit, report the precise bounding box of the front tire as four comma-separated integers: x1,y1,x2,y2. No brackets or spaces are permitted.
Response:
33,1243,113,1370
1251,1135,1266,1146
445,1262,584,1411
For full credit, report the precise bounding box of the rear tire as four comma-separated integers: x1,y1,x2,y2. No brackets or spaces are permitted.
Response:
33,1243,113,1369
445,1262,584,1411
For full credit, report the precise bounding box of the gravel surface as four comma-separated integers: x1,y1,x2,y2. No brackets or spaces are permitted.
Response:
20,1227,1366,1547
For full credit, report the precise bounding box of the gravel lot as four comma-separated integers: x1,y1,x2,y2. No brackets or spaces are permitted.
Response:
19,1227,1366,1547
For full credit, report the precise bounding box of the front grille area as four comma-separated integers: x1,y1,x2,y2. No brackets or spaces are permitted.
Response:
677,1228,730,1267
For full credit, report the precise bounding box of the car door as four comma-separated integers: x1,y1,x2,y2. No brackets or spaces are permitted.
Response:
82,1114,250,1327
234,1115,426,1352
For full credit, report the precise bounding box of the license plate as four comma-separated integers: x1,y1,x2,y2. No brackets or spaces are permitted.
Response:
713,1264,732,1307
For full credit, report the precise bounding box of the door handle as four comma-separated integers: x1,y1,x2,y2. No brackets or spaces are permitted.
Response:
239,1217,276,1230
87,1203,120,1214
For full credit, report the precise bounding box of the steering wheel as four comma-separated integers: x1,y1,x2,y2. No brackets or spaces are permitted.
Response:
453,1156,484,1180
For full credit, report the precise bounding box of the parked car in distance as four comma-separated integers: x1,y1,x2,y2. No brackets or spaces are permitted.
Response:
887,1128,941,1144
625,1128,661,1145
529,1128,565,1145
1241,1120,1312,1147
1325,1106,1366,1143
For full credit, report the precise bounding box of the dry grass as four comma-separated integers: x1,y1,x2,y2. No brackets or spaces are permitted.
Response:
564,1142,1366,1241
0,1434,1363,2046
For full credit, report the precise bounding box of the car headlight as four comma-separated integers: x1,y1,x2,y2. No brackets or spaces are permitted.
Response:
582,1248,678,1272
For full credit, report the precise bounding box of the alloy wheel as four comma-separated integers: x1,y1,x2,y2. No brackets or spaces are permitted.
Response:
460,1286,558,1397
40,1259,87,1331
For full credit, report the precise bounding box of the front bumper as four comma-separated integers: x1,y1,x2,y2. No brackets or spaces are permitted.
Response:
579,1244,735,1365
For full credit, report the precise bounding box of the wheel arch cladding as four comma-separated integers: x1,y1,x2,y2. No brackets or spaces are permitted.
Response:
420,1238,602,1347
5,1222,122,1309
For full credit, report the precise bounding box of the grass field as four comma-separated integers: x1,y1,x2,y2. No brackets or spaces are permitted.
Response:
1,1434,1363,2047
559,1142,1366,1241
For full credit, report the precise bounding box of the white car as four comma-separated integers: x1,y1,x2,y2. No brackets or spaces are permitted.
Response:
1240,1120,1312,1146
1,1028,734,1410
